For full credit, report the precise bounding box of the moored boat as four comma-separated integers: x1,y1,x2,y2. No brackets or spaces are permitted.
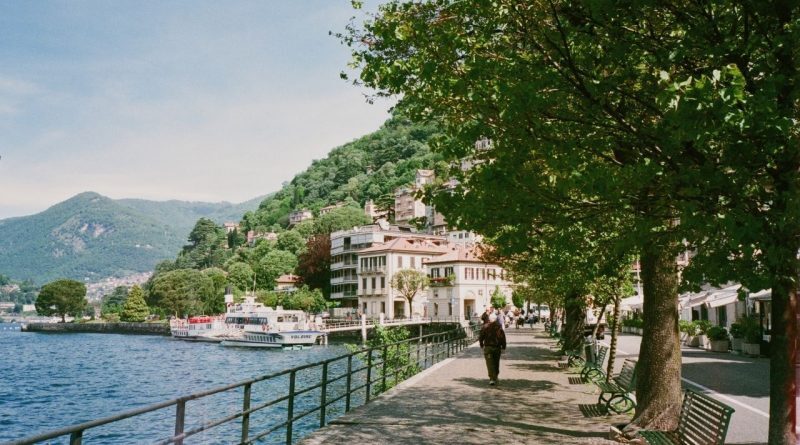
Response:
169,315,228,342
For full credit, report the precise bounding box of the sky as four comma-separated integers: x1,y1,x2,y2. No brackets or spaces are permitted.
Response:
0,1,392,219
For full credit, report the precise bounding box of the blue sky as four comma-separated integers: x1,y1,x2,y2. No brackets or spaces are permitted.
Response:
0,1,392,219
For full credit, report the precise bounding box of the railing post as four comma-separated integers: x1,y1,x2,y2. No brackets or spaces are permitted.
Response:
241,382,252,444
69,430,83,445
320,362,328,428
365,349,373,403
286,370,296,445
381,345,388,393
345,355,353,412
174,399,186,445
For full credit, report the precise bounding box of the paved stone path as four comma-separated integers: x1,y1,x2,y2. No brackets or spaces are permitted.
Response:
299,327,630,445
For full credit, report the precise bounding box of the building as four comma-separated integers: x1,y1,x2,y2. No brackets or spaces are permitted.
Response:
447,230,482,246
425,244,514,320
319,203,345,215
356,237,450,318
289,209,313,226
275,274,300,292
329,221,446,313
394,169,436,226
246,231,278,246
223,222,240,234
364,199,388,221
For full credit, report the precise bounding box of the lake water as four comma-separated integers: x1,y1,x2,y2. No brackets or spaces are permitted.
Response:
0,325,357,444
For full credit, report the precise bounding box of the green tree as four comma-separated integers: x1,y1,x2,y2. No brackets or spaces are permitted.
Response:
35,279,87,322
390,269,429,317
202,267,228,314
120,285,149,322
227,262,255,293
146,269,212,317
282,286,328,313
276,230,307,256
312,206,372,235
254,250,297,291
490,287,507,310
363,326,419,394
101,286,129,316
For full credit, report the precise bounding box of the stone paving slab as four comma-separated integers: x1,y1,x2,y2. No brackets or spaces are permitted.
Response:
298,327,630,445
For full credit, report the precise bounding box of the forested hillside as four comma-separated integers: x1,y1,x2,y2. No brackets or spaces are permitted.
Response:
141,113,444,317
0,193,264,283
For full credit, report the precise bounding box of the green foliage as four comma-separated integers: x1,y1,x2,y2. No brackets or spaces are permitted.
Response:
35,279,87,322
707,326,729,342
364,326,420,394
120,285,149,322
146,268,213,317
313,206,373,235
729,322,744,339
257,286,328,313
276,230,306,256
255,250,297,290
390,269,429,311
692,320,712,336
227,262,255,292
296,234,332,297
490,287,507,309
738,315,762,344
177,218,229,269
679,320,696,336
101,286,129,316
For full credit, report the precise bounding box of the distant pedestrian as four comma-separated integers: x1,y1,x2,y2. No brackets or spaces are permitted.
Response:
479,312,507,386
496,309,506,331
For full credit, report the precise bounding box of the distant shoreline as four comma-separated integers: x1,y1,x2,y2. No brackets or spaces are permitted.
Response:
21,322,170,336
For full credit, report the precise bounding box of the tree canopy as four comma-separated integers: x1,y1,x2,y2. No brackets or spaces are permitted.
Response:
35,279,87,323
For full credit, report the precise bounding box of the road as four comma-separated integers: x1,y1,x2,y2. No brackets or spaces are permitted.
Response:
608,333,770,444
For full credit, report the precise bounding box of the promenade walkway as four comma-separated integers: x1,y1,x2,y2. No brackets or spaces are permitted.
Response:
299,327,629,445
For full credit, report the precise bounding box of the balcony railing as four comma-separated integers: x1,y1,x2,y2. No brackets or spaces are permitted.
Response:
428,276,454,287
357,288,387,296
360,266,386,274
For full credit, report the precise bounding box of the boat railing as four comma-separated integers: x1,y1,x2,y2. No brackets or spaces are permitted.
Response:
5,323,482,445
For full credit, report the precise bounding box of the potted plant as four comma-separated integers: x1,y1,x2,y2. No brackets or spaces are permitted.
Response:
729,322,744,352
694,320,712,349
678,320,694,343
707,325,729,352
740,314,761,357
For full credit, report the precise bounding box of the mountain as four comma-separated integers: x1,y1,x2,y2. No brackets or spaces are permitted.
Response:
0,192,265,283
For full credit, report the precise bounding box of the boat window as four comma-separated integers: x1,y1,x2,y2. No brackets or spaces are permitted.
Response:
277,316,284,322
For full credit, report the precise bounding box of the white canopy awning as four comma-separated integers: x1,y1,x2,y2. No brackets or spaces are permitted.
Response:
749,289,771,301
706,284,741,308
620,295,643,311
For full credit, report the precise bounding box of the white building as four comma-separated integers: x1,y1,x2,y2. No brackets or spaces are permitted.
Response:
425,244,514,319
329,221,446,312
289,209,313,226
356,237,450,318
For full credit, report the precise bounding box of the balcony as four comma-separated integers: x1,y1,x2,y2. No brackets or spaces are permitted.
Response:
357,288,387,296
428,276,454,287
360,266,386,275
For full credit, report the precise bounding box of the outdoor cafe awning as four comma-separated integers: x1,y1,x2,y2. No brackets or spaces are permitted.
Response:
748,289,772,301
706,284,741,308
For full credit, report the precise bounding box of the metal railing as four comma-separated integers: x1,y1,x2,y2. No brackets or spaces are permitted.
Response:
5,323,482,445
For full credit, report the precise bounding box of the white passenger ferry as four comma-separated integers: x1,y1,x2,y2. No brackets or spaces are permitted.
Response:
171,293,323,348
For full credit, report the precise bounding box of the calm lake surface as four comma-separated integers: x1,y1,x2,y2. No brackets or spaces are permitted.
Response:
0,325,355,444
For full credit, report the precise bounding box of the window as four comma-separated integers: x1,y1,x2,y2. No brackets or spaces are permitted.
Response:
381,302,386,313
431,268,440,278
371,277,376,289
362,278,367,290
464,268,468,279
434,303,439,316
449,302,453,316
381,277,385,288
398,256,403,268
444,267,453,277
716,306,727,327
411,257,416,268
363,302,367,312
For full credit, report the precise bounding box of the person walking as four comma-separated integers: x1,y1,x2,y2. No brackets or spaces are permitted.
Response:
479,312,507,386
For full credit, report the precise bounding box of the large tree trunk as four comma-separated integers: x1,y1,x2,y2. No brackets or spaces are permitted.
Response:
606,293,621,382
624,242,682,435
562,290,585,353
768,271,798,444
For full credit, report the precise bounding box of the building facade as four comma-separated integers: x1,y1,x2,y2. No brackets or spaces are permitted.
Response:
289,209,313,226
356,237,450,318
425,245,514,320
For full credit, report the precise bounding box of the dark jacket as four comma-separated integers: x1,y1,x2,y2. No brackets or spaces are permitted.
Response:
479,322,507,349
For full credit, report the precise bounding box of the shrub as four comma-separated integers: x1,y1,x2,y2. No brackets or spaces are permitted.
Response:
693,319,712,335
679,320,696,336
707,325,729,341
739,314,762,343
729,322,744,339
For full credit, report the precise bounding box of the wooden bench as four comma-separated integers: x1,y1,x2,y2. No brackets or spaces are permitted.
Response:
595,358,636,414
639,389,734,445
580,344,608,382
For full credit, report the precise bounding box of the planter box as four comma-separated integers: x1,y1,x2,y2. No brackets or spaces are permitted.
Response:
742,342,760,357
709,339,728,352
687,335,700,347
680,332,688,343
731,337,743,351
697,335,708,349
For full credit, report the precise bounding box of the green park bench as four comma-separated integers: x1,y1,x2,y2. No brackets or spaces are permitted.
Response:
639,388,734,445
580,344,608,382
595,358,637,414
